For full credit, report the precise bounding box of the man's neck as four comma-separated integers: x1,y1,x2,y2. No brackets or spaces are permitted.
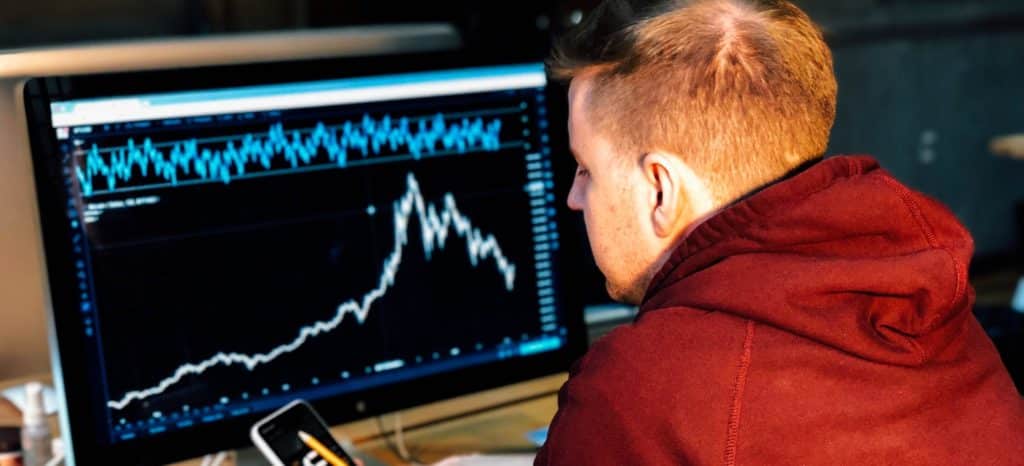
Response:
637,156,826,304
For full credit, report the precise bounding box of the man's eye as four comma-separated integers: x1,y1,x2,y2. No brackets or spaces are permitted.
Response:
575,166,590,178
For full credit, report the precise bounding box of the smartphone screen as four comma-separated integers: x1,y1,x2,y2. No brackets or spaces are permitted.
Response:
253,401,356,466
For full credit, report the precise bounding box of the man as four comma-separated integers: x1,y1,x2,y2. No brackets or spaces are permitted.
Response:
536,0,1024,464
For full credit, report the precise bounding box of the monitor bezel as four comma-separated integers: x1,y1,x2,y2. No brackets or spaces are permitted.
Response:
23,49,587,465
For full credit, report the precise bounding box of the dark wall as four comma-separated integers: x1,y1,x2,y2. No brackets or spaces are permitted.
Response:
0,0,195,47
0,0,565,54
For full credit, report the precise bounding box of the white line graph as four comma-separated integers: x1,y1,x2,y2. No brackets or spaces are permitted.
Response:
107,172,517,410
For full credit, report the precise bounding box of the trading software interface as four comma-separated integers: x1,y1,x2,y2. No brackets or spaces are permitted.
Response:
48,63,567,443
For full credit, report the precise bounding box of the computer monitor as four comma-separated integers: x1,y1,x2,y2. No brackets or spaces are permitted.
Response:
23,49,586,464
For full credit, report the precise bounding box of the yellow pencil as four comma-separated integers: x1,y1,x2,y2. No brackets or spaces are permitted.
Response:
298,430,351,466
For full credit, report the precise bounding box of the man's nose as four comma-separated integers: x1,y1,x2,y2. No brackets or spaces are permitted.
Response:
567,179,583,212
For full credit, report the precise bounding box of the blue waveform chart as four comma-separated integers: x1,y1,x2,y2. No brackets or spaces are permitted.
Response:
74,112,517,197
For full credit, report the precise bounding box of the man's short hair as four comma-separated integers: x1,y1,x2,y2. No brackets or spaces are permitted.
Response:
551,0,837,203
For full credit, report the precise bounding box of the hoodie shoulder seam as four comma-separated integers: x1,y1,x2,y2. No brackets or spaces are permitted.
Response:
724,320,756,466
877,176,939,248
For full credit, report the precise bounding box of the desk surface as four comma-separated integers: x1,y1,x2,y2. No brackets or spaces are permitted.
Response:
351,393,555,465
2,373,564,465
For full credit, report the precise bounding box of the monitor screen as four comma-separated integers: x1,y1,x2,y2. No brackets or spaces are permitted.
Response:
24,53,585,464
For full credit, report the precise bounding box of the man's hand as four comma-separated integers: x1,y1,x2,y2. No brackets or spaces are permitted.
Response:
989,134,1024,159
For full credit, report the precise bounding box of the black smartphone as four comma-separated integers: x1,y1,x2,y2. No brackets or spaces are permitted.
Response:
250,400,358,466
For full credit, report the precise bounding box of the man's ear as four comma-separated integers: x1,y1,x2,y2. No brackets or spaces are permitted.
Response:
640,152,713,238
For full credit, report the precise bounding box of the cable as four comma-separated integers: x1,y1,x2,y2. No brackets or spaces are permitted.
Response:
45,437,66,466
199,451,227,466
393,412,410,461
376,413,427,465
210,451,228,466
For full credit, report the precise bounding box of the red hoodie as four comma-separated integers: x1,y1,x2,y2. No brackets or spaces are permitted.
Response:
536,156,1024,465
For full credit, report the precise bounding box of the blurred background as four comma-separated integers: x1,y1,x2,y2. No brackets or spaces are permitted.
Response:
1,0,1022,387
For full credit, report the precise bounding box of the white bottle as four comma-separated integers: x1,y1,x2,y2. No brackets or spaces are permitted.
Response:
20,382,52,466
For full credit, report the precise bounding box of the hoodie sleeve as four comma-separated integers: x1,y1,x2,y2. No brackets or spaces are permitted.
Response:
534,327,698,466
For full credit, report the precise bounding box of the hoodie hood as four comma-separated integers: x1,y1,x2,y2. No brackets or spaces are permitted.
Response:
641,155,975,367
